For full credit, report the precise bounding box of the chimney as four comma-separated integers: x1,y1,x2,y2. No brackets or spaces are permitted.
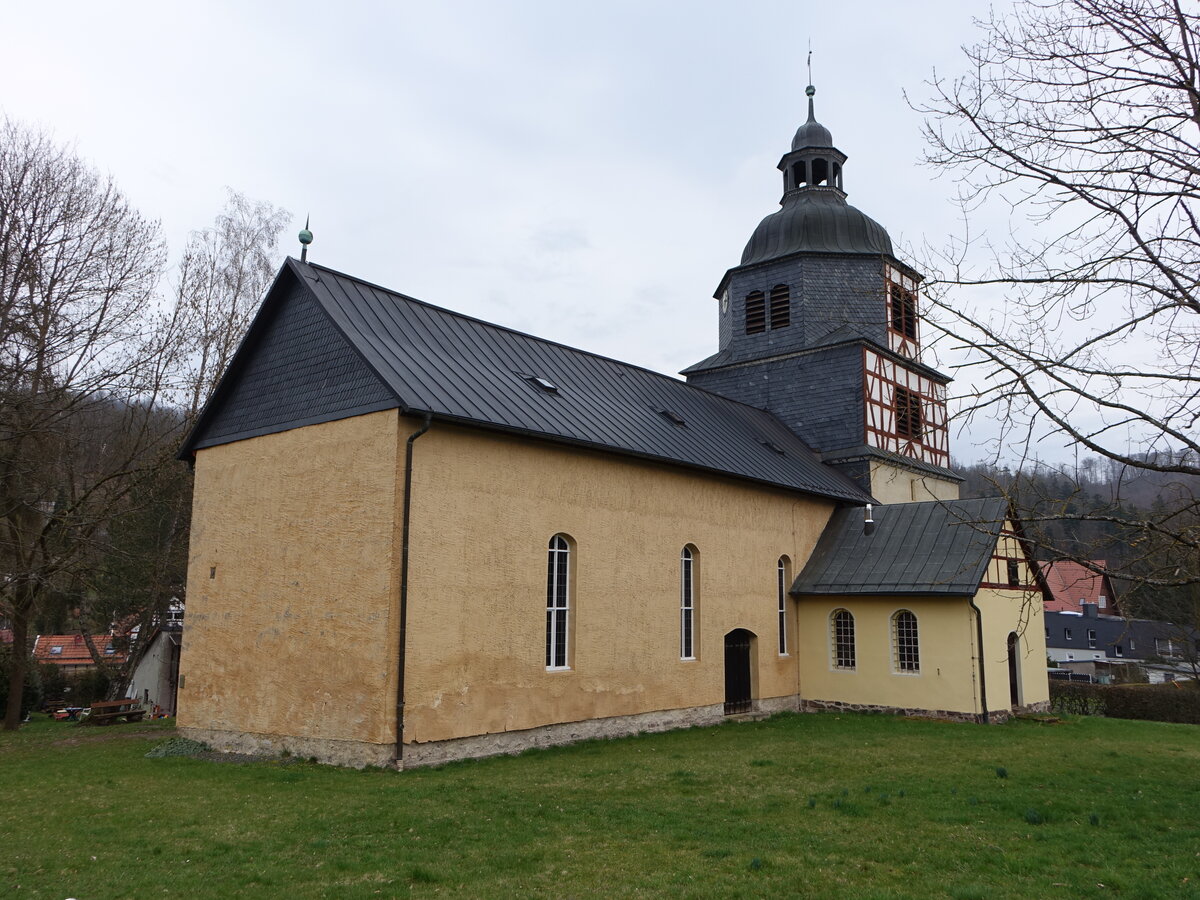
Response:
863,504,875,536
1081,602,1099,618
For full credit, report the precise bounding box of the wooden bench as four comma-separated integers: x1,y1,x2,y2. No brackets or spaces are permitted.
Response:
87,699,146,725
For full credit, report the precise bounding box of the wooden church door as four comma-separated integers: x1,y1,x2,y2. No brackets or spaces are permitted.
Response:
724,629,753,715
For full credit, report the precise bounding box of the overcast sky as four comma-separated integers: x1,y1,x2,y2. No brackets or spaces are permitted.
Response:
3,1,1013,459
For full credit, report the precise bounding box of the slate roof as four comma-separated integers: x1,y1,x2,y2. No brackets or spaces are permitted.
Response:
740,190,893,266
792,497,1008,596
183,259,873,505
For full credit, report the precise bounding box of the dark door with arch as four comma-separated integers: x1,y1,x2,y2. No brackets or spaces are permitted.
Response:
1006,632,1021,708
724,629,753,715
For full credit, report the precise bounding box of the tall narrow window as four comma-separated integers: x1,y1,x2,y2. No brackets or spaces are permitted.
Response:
832,609,855,670
745,291,766,334
769,285,790,330
777,557,789,655
892,610,920,673
546,535,570,669
680,546,696,659
895,387,923,441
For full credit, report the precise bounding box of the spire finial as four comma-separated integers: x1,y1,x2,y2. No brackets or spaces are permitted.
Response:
298,215,313,263
805,45,816,122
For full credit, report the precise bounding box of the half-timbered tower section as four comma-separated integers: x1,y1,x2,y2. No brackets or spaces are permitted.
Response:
684,86,959,504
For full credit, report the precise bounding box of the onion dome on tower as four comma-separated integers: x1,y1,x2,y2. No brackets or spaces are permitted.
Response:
740,85,893,265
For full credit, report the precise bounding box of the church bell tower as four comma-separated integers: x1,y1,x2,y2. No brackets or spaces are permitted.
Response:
683,86,960,503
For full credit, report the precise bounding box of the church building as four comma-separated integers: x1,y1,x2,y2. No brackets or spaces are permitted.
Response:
176,88,1049,768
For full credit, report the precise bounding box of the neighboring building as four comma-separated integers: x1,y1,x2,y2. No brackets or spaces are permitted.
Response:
128,625,182,714
1041,559,1119,614
32,634,127,673
175,87,1050,768
1045,605,1199,683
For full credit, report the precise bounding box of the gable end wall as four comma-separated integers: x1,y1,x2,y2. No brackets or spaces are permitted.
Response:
190,279,397,450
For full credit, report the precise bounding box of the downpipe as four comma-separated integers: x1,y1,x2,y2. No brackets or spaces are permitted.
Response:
396,412,433,762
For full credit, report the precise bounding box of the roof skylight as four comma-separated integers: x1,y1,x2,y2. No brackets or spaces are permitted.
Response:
526,375,559,393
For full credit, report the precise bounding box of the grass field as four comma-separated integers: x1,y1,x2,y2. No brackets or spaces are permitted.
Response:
2,712,1199,899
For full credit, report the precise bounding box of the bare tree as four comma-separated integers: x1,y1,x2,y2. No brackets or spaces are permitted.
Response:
82,192,289,700
175,190,290,420
0,118,178,729
916,0,1200,608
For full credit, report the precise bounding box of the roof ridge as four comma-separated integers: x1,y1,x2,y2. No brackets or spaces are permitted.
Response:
301,259,830,426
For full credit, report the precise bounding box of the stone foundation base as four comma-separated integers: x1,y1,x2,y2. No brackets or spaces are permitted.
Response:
403,695,803,767
179,695,803,770
799,698,1053,724
177,726,395,769
408,701,731,768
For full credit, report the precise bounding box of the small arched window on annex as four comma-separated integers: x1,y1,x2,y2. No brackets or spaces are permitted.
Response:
545,534,574,671
769,285,790,330
776,556,791,656
892,609,920,674
680,545,698,660
745,291,766,335
830,608,856,670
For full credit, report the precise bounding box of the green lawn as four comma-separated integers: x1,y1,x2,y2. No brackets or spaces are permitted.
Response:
2,712,1198,899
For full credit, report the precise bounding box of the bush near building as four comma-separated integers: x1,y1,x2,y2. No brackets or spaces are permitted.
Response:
1050,680,1200,724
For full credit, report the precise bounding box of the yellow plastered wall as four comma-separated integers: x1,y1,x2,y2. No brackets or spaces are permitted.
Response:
869,462,960,504
401,421,835,745
796,587,1049,716
796,596,980,713
976,586,1050,711
178,410,402,746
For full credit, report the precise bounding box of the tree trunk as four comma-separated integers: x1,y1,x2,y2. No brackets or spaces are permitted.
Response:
3,608,30,731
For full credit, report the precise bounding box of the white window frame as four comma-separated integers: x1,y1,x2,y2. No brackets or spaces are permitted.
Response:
546,535,571,670
831,609,856,670
680,546,696,660
1087,630,1097,649
892,609,920,674
777,557,789,656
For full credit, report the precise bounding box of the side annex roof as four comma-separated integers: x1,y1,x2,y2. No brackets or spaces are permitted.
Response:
791,497,1009,596
181,258,872,505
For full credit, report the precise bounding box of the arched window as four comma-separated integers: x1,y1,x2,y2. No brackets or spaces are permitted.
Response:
680,546,696,659
546,535,571,669
745,291,766,334
777,556,790,655
831,609,855,670
769,285,790,330
892,610,919,673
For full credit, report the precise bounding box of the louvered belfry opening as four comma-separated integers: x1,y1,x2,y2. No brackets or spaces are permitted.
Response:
769,284,790,329
895,387,923,441
745,291,766,334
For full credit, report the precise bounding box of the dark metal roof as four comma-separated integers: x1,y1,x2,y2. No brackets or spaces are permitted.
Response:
792,102,833,150
792,497,1008,596
741,189,893,265
190,258,873,504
